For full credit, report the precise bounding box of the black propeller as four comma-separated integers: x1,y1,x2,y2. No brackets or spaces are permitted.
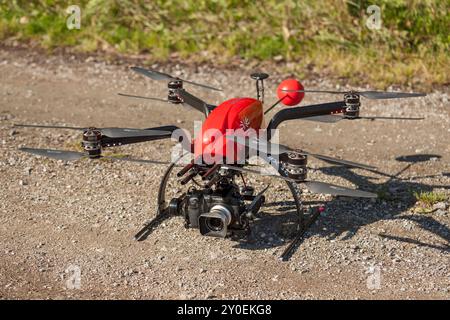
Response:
301,114,425,123
117,93,169,103
222,165,377,198
14,124,172,139
226,135,376,170
131,66,222,92
19,147,179,165
282,89,426,100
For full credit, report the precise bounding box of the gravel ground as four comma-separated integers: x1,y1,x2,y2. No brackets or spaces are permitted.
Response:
0,47,449,299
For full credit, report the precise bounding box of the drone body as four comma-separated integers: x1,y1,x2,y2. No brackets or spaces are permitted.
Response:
16,67,426,260
194,97,263,162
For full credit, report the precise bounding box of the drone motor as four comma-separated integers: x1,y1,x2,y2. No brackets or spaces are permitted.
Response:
82,128,102,158
280,151,308,181
343,92,360,119
168,80,183,104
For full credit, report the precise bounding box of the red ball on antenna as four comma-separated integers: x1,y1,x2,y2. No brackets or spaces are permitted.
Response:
277,79,305,106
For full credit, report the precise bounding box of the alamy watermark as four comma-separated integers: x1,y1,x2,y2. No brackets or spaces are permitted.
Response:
64,264,81,289
366,264,381,290
366,5,382,30
66,5,81,30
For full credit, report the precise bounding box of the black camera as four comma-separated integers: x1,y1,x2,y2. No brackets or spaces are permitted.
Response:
176,185,249,238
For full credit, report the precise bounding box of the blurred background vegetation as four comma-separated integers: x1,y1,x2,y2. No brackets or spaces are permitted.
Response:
0,0,448,88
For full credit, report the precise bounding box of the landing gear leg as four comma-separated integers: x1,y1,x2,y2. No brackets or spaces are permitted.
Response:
280,206,322,261
134,163,176,241
278,170,321,261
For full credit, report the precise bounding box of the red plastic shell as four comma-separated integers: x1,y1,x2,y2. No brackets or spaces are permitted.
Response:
194,97,263,164
276,79,305,106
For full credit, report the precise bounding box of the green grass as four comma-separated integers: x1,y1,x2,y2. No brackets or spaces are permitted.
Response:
413,191,447,207
1,0,449,88
412,191,447,214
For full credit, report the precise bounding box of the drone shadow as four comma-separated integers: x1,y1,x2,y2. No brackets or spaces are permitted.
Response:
234,154,450,256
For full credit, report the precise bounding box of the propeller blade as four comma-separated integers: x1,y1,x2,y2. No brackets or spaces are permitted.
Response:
306,153,376,170
357,116,424,121
99,128,172,138
303,181,377,198
14,124,84,130
131,66,173,81
181,79,222,92
14,123,171,139
302,114,344,123
227,135,376,170
359,91,426,100
282,89,343,94
19,147,87,161
21,146,189,166
222,165,376,198
298,115,424,123
101,155,177,165
282,89,426,100
131,66,222,91
118,93,169,103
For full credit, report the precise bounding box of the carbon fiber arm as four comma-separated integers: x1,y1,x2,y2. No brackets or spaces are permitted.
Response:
266,101,346,137
177,89,214,116
100,125,178,147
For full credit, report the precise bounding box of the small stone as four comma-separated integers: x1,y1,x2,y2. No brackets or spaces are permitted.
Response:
432,202,447,211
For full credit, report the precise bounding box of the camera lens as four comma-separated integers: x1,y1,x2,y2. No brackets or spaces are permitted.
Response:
205,218,224,231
